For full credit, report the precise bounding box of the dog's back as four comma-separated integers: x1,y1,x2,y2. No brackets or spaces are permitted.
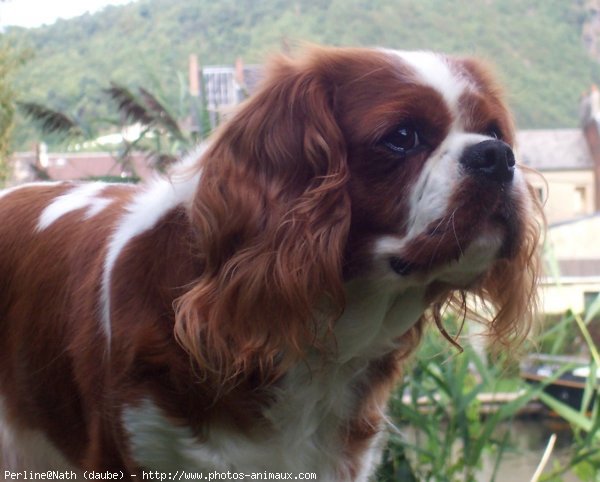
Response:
0,182,132,469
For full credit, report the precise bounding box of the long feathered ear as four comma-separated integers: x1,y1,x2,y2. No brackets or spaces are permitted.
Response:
174,52,351,385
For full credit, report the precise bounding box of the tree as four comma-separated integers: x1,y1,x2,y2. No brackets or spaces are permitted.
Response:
0,38,28,183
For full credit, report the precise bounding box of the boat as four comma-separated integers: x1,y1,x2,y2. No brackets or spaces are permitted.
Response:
520,354,599,410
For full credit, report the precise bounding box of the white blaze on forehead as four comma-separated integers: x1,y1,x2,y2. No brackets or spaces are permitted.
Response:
389,50,469,114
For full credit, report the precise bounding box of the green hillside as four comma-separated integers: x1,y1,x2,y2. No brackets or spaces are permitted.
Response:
5,0,600,148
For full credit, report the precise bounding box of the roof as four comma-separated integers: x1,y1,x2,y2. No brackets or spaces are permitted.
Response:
549,212,600,229
558,259,600,278
516,128,593,171
10,151,155,183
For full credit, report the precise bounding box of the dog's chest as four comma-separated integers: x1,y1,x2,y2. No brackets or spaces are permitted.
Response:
122,287,424,480
122,364,377,480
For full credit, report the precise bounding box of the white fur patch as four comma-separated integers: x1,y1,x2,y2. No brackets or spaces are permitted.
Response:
122,278,425,481
0,397,77,472
123,381,354,480
334,279,426,361
123,399,226,471
37,182,110,231
101,170,200,340
84,197,113,219
407,132,490,239
390,50,469,114
374,132,510,287
353,430,387,482
434,230,502,286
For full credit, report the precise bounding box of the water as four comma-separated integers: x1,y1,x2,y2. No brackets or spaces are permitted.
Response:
478,418,580,481
402,418,581,481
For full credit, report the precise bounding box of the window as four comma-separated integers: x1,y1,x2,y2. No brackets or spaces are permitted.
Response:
574,186,587,215
535,187,544,203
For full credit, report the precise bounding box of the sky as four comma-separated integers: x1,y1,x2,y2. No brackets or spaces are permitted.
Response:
0,0,137,28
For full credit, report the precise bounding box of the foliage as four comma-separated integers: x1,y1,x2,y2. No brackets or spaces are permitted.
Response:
377,321,553,482
0,37,28,182
377,233,600,479
17,102,84,138
536,311,600,481
4,0,600,149
103,82,191,171
19,75,207,176
377,306,600,481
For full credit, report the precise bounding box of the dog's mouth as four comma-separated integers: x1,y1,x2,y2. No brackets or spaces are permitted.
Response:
389,190,520,283
388,231,503,288
389,257,416,276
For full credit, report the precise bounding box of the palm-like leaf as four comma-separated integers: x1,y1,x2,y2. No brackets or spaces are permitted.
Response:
105,83,185,142
104,82,154,126
138,87,184,140
18,101,83,138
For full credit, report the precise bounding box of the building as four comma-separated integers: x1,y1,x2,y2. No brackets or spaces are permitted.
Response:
519,86,600,316
517,128,595,223
9,148,154,186
192,55,262,130
518,85,600,224
202,62,262,128
542,215,600,314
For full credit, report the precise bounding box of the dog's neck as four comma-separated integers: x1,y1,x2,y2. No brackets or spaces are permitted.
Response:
333,279,426,362
253,281,426,479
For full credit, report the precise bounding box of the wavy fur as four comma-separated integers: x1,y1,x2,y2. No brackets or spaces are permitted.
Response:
174,53,351,384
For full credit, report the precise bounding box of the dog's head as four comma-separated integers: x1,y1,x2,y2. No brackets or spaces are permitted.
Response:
175,46,542,381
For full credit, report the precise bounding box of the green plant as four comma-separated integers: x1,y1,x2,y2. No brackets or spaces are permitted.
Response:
377,317,582,482
536,311,600,481
378,235,600,481
378,324,538,481
0,38,28,183
18,73,210,179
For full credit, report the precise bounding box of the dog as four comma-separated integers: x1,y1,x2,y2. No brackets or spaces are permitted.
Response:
0,46,541,480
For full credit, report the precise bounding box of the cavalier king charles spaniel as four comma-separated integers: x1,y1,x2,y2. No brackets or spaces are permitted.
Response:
0,46,541,480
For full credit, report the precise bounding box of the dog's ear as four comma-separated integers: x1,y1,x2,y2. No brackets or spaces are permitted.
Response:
174,51,350,385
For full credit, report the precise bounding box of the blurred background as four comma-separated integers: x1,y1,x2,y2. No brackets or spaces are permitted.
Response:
0,1,599,480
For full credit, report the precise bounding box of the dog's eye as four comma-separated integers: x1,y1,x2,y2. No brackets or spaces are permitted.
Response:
383,126,420,155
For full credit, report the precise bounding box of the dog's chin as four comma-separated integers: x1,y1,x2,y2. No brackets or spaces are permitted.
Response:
432,230,503,288
387,226,505,289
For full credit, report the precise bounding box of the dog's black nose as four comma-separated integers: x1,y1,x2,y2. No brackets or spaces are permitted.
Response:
460,139,515,183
